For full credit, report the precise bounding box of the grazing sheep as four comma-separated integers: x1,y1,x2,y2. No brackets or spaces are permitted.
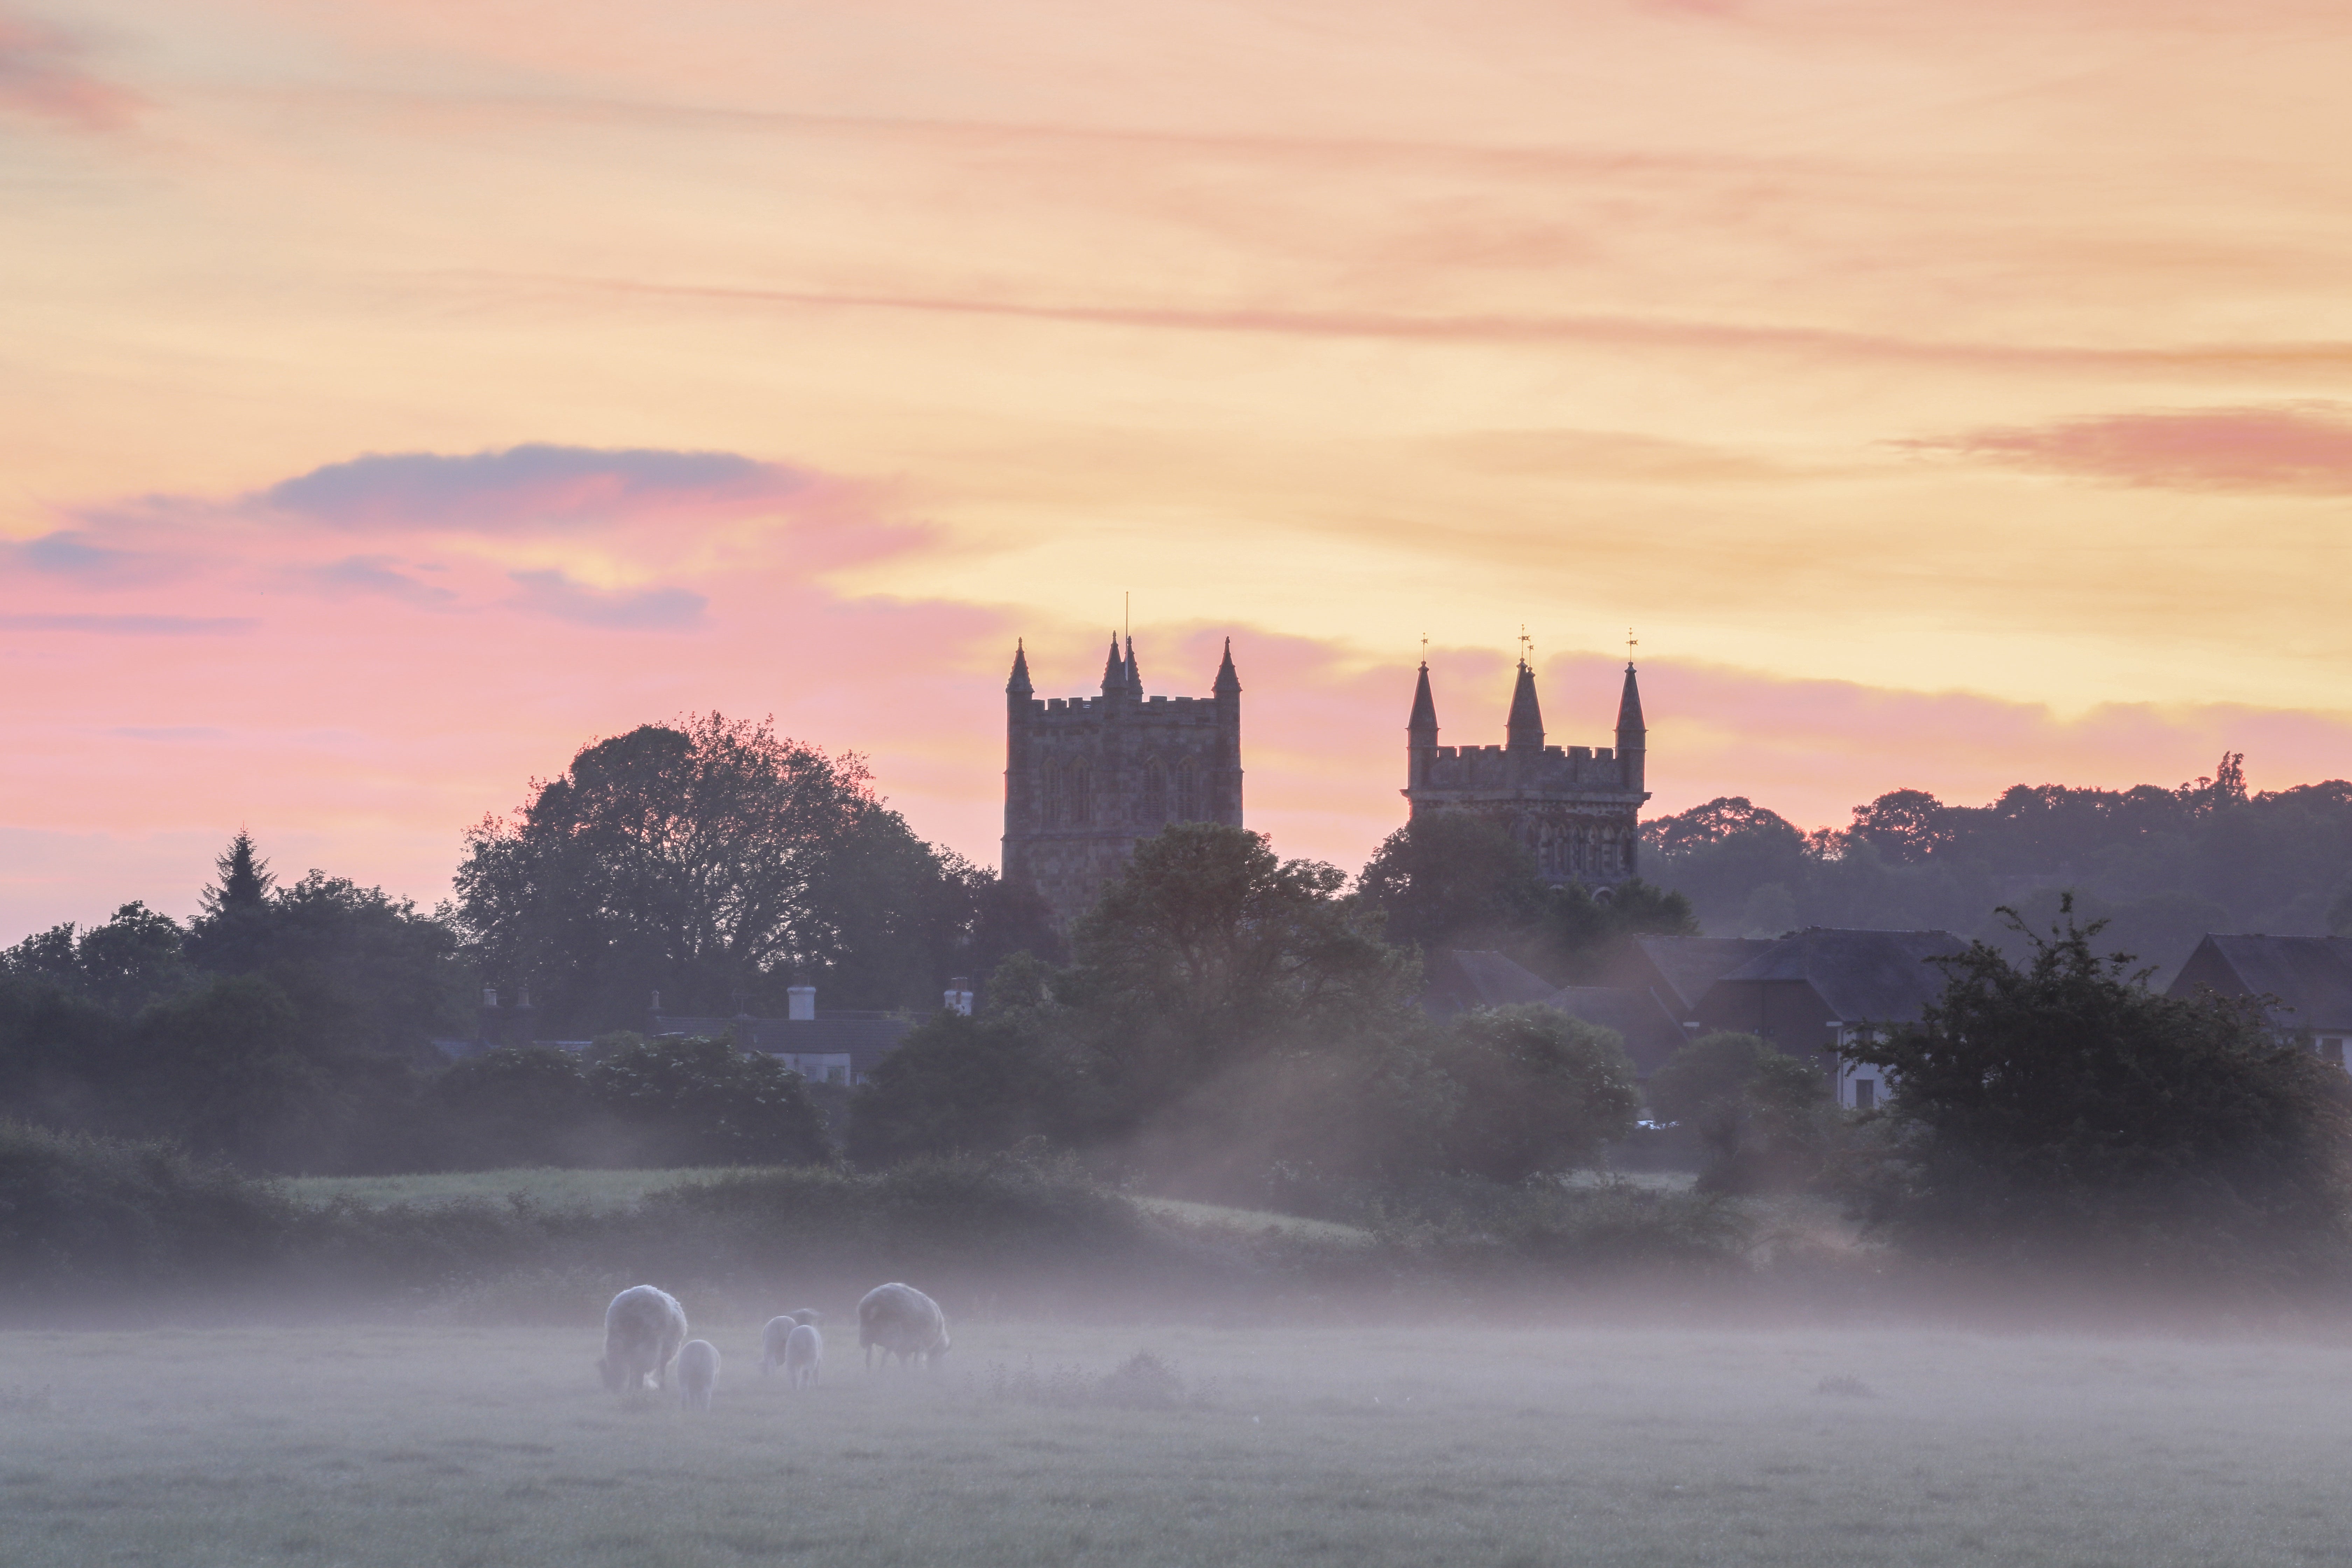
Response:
759,1315,796,1377
784,1322,823,1390
787,1307,822,1326
858,1282,949,1371
598,1284,688,1394
677,1339,721,1412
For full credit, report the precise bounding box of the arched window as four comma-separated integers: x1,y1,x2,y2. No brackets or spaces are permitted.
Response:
1041,764,1064,828
1068,760,1092,825
1175,758,1200,822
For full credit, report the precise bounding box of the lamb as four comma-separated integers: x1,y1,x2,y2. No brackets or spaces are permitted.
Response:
858,1282,949,1371
598,1284,688,1394
759,1315,796,1377
784,1322,823,1389
676,1339,721,1412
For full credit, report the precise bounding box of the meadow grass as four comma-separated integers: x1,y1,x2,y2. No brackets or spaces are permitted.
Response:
283,1168,751,1212
4,1312,2347,1567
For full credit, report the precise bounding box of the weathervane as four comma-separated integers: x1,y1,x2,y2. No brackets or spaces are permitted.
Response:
1518,624,1533,667
1627,626,1638,664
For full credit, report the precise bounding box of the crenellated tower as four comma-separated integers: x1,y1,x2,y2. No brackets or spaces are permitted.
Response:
1002,634,1245,928
1402,655,1651,889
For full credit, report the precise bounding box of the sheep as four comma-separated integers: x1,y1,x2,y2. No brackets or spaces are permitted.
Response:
858,1282,949,1371
784,1322,823,1390
676,1339,721,1412
786,1307,822,1326
759,1315,796,1377
598,1284,688,1394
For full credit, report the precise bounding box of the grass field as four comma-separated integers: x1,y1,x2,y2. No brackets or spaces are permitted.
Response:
284,1168,751,1212
5,1311,2348,1568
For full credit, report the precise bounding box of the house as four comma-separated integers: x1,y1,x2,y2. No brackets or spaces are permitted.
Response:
652,982,958,1086
2166,935,2352,1068
1601,934,1776,1022
1692,928,1967,1109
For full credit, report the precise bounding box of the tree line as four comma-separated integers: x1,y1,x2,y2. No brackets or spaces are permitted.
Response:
1645,753,2352,979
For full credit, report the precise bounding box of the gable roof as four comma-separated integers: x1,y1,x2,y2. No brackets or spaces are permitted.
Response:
1612,935,1777,1015
1421,949,1560,1016
1711,928,1966,1024
1541,985,1691,1079
2166,935,2352,1030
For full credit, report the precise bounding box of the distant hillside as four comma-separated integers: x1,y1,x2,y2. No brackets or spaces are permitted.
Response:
1642,755,2352,985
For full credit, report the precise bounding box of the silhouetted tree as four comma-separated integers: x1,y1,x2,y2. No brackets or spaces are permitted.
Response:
1433,1005,1640,1182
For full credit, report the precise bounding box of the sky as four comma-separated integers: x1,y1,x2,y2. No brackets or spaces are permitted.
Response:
6,0,2352,940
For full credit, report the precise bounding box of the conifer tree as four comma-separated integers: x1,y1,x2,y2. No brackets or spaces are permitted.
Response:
201,829,275,916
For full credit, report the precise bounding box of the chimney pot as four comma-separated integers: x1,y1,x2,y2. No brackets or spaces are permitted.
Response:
787,985,816,1022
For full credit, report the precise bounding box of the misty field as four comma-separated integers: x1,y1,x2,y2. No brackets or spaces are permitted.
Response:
5,1316,2350,1568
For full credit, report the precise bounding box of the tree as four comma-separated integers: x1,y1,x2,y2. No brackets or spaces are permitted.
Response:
1434,1006,1641,1181
1846,900,2352,1284
582,1034,830,1168
1,904,192,1015
1645,1031,1824,1192
201,829,275,915
1069,823,1416,1122
1356,813,1549,953
454,713,981,1031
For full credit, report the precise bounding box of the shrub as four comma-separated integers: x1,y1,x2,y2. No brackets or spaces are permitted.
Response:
1646,1031,1829,1194
1435,1006,1641,1181
1846,902,2352,1286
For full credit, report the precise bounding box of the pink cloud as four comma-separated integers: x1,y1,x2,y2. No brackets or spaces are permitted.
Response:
1909,404,2352,492
0,10,140,131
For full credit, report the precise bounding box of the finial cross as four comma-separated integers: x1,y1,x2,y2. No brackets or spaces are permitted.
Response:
1626,626,1638,663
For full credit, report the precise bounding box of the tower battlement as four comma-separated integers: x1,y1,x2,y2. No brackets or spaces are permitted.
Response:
1403,657,1649,888
1002,635,1244,927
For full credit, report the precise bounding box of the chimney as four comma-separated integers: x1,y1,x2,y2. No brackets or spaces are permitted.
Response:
787,985,816,1022
944,976,974,1016
482,986,498,1008
650,990,662,1013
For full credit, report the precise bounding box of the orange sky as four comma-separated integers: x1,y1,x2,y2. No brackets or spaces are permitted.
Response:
7,0,2352,939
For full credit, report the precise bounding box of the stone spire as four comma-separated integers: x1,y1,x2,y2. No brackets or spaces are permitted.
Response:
1100,633,1126,697
1505,659,1544,751
1007,639,1032,698
1213,637,1240,696
1124,635,1142,696
1616,660,1646,794
1407,662,1439,789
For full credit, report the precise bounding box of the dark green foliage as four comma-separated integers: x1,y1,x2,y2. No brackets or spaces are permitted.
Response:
846,1010,1079,1167
582,1034,830,1168
453,712,1008,1028
1356,813,1549,951
201,829,274,915
1355,814,1696,981
1645,759,2352,979
1845,901,2352,1283
1433,1006,1642,1181
1359,1175,1752,1275
425,1037,832,1170
1645,1031,1827,1193
2,903,195,1015
0,1121,294,1305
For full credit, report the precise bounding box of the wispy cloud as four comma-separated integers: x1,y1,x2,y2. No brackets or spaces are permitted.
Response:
0,9,141,130
1907,404,2352,492
299,555,459,604
259,444,809,534
505,567,706,629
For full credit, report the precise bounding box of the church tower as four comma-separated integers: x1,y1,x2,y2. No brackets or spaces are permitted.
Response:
1401,654,1650,888
1002,636,1245,928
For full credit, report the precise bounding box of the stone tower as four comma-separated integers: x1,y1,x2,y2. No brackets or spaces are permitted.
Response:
1403,657,1649,887
1002,635,1244,927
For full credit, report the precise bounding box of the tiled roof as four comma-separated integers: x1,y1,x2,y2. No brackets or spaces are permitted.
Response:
1541,985,1691,1079
1619,936,1777,1014
2166,935,2352,1031
1421,950,1560,1016
1712,928,1967,1024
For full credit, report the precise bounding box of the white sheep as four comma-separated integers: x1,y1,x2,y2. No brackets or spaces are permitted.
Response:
784,1322,823,1389
858,1282,949,1371
759,1315,796,1377
676,1339,721,1412
598,1284,688,1394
